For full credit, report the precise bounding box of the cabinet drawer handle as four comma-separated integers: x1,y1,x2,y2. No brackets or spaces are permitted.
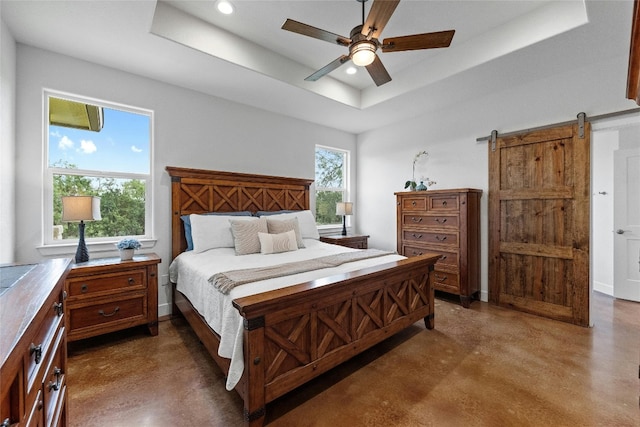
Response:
412,250,423,256
411,217,423,223
81,284,88,293
435,235,447,241
441,200,448,207
440,255,448,261
435,274,448,282
411,233,423,239
435,218,447,224
411,201,417,206
1,418,11,427
98,306,120,317
128,277,135,285
48,367,62,392
30,343,42,364
53,301,63,317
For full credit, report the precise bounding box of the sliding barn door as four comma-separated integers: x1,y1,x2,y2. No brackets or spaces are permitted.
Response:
488,122,590,326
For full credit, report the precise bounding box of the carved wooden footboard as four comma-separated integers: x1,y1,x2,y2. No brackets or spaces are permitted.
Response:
167,166,438,426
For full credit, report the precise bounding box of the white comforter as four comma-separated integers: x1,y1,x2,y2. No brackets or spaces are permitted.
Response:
168,239,404,390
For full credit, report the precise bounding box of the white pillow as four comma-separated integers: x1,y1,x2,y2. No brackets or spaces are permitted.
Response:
258,230,298,254
190,214,256,253
265,210,320,240
230,217,268,255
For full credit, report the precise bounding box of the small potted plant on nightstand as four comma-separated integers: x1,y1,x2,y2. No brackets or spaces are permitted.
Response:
116,238,141,261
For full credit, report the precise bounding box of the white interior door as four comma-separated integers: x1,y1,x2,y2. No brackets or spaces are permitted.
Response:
613,148,640,301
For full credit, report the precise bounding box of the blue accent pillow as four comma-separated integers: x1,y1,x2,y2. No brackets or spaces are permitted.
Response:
255,210,297,217
181,211,252,251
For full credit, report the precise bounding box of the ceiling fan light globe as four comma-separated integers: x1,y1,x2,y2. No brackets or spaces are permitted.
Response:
217,0,234,15
351,42,376,66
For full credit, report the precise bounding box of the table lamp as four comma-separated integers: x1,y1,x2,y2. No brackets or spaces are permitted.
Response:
62,196,101,263
336,201,353,236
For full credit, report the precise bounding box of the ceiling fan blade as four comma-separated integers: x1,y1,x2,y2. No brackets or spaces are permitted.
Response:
362,0,400,39
382,30,455,52
282,19,351,47
365,54,392,86
305,55,351,81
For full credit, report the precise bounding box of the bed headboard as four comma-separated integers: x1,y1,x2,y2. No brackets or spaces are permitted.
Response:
166,166,314,260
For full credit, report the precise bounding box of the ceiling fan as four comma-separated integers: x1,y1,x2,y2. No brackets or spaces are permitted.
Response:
281,0,455,87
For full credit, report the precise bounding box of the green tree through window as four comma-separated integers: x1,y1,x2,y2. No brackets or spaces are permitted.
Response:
315,146,348,225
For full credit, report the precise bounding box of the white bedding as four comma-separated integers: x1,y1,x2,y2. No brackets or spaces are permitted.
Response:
169,239,404,390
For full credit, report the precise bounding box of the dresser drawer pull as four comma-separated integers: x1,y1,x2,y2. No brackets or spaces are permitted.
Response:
435,235,447,241
1,418,11,427
81,284,88,293
435,218,447,224
411,217,423,223
98,306,120,317
411,201,417,206
411,233,423,239
128,277,135,285
434,274,448,283
412,250,424,256
440,255,448,261
30,343,42,364
441,201,448,207
48,367,62,392
53,301,63,317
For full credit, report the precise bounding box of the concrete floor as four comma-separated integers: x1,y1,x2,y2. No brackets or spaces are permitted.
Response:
67,292,639,426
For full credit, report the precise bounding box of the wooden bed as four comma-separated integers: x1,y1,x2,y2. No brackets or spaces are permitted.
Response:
166,166,439,427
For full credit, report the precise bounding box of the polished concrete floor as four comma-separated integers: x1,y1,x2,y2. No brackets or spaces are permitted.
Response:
67,292,639,426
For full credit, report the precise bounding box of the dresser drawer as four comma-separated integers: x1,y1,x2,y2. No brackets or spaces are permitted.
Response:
43,327,65,427
428,194,459,211
431,270,460,293
403,246,458,269
402,229,458,247
399,197,427,211
68,293,146,333
402,213,459,229
26,300,64,399
67,268,147,298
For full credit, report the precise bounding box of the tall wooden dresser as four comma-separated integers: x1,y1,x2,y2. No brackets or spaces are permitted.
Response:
396,189,482,307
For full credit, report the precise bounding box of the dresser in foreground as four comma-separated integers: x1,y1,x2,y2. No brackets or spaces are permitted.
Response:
396,189,482,307
1,258,72,427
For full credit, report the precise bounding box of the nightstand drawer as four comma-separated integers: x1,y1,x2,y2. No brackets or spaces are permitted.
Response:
68,293,146,332
67,268,147,298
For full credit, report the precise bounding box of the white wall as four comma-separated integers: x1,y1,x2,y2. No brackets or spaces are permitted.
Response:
0,15,16,264
13,45,356,317
357,53,638,302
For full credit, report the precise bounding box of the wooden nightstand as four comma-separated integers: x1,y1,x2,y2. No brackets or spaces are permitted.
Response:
64,253,161,342
320,234,369,249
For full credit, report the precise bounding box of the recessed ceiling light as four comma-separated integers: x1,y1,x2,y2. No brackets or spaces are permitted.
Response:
217,0,234,15
346,67,357,75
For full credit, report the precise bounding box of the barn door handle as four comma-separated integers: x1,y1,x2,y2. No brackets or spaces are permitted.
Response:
615,229,629,234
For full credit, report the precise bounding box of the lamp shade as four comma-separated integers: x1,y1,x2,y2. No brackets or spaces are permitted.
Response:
336,202,353,216
62,196,101,222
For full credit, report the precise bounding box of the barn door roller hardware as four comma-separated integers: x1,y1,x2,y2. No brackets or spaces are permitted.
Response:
577,112,586,139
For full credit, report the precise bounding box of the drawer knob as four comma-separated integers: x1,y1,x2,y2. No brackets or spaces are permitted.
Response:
128,277,135,285
53,301,63,317
440,255,447,261
412,251,423,256
441,201,448,206
435,218,447,224
412,233,423,239
411,217,423,223
30,343,42,364
435,235,447,242
99,306,120,317
81,284,88,293
411,201,417,206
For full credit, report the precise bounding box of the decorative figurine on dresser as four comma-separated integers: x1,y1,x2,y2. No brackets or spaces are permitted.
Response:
396,189,482,307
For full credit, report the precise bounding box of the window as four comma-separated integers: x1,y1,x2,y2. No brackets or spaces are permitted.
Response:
44,91,153,247
315,145,349,226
